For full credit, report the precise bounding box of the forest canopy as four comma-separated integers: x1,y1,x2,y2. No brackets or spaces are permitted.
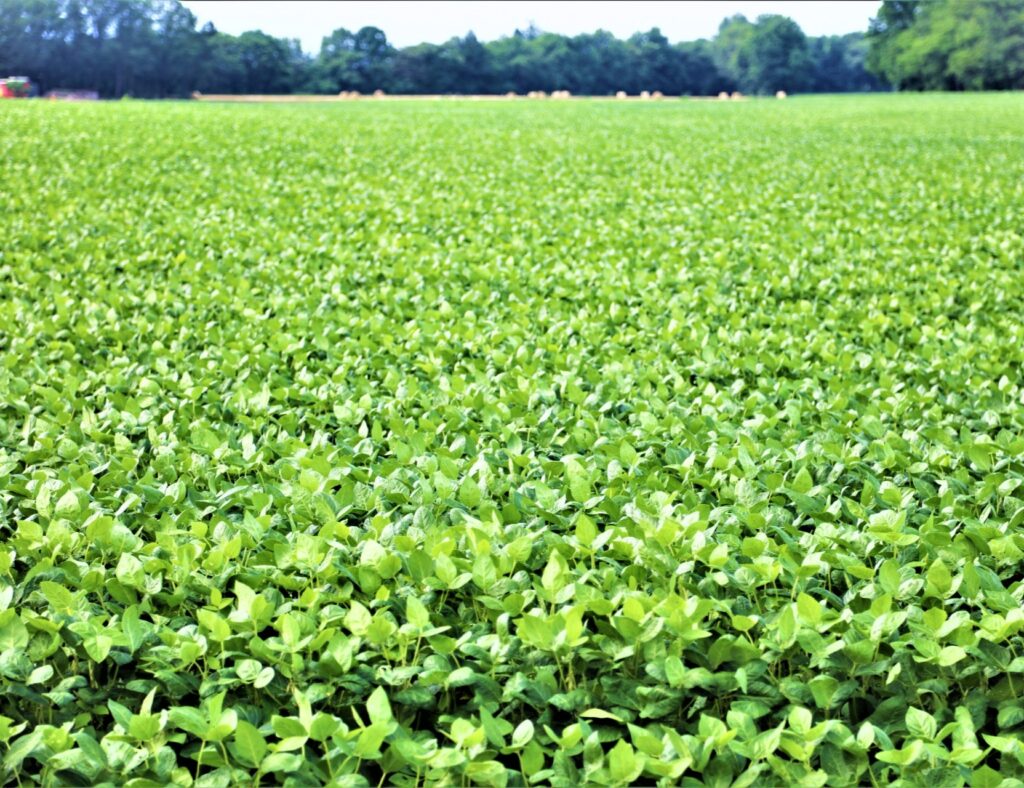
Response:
867,0,1024,90
1,0,882,97
1,0,1020,98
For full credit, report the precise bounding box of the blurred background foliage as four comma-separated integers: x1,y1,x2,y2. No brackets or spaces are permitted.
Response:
0,2,1020,96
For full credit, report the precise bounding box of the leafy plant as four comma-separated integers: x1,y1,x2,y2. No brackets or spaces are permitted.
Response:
1,94,1023,786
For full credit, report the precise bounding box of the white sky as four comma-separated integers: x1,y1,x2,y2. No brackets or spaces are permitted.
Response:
182,1,881,53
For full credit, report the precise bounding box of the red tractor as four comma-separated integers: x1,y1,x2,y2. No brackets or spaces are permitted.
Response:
0,77,32,98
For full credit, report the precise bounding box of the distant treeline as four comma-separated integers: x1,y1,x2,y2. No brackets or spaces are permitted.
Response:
0,0,1019,98
0,0,882,97
867,0,1024,90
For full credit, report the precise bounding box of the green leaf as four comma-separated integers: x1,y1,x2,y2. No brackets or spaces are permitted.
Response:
664,656,685,688
406,596,430,630
877,739,924,766
120,605,149,653
55,489,81,518
906,707,937,741
344,601,372,635
458,476,482,508
26,665,53,685
38,581,74,612
84,634,113,663
791,467,814,494
580,709,625,723
0,614,29,651
169,707,209,738
233,720,267,768
367,686,393,726
937,645,966,666
511,719,534,749
926,559,952,597
608,740,642,784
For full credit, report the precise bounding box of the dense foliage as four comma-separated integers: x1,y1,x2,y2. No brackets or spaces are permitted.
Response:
3,95,1024,787
867,0,1024,91
0,0,882,97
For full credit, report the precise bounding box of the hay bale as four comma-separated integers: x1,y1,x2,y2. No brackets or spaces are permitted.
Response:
718,91,730,100
640,90,651,100
776,90,788,99
616,90,627,99
652,90,663,99
506,91,517,98
731,91,743,100
373,89,385,98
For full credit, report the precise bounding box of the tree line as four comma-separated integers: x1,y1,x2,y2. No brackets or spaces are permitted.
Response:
867,0,1024,90
0,0,1019,99
0,0,881,97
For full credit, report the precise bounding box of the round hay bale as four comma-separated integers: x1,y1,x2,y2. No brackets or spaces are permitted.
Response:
776,90,788,99
616,90,627,99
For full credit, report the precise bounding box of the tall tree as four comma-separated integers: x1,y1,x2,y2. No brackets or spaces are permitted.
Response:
867,0,1024,90
713,14,814,94
808,34,884,93
866,0,925,88
711,14,755,89
313,25,394,93
675,39,727,95
627,27,681,93
741,15,813,94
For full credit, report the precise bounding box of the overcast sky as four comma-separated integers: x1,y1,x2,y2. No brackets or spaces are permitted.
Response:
181,1,881,53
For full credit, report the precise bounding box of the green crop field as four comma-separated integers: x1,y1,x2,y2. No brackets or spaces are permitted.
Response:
2,94,1024,787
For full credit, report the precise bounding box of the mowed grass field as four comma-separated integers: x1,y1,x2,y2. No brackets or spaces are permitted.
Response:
2,94,1024,787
